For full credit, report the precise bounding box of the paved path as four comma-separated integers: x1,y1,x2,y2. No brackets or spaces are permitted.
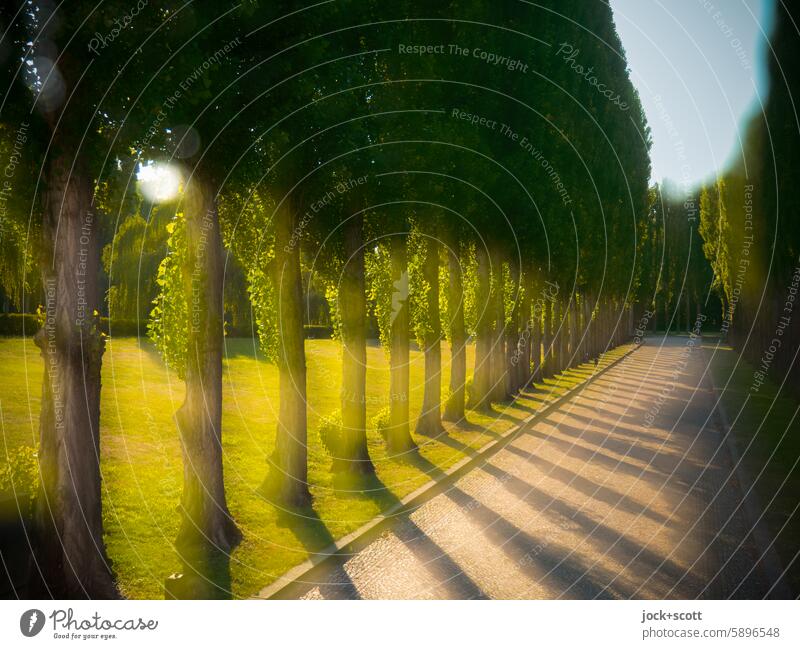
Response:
295,337,778,599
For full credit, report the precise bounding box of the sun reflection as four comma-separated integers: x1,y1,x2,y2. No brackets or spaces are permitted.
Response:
137,163,182,203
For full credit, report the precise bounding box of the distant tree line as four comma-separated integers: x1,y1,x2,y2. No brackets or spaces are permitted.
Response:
696,2,800,398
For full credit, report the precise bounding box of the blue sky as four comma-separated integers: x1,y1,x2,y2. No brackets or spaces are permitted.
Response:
610,0,774,190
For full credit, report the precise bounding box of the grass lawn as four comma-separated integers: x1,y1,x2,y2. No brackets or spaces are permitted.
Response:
0,335,630,599
703,340,800,593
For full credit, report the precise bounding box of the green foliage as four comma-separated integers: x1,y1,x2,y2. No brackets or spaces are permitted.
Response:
408,230,439,348
100,318,143,337
464,377,476,409
103,203,173,321
218,192,282,360
503,263,520,327
0,124,39,310
323,281,342,342
438,252,450,334
148,216,188,378
365,243,394,352
318,410,344,458
371,406,391,442
699,180,730,301
461,244,479,337
0,313,39,336
443,386,466,417
245,266,279,363
304,324,333,339
0,445,39,512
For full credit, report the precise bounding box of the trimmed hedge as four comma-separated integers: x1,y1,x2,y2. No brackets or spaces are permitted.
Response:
0,313,39,336
0,314,333,340
226,324,332,339
99,318,143,337
0,314,144,337
304,324,333,339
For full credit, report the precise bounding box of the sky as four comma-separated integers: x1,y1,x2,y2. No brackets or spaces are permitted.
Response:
610,0,774,191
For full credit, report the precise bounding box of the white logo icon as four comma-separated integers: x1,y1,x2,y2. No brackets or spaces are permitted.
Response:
20,609,45,637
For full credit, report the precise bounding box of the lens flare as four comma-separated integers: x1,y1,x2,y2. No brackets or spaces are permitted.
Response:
137,163,182,203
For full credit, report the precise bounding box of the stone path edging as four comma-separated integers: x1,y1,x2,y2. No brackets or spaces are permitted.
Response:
255,343,642,599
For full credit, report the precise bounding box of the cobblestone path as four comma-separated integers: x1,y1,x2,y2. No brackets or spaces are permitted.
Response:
295,338,777,599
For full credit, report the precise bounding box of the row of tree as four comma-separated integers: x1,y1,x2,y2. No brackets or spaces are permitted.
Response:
0,0,650,597
696,2,800,399
640,181,718,335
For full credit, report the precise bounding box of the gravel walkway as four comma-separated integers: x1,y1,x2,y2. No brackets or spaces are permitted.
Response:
295,337,778,599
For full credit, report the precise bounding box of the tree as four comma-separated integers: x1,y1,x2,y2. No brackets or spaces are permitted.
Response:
0,0,154,598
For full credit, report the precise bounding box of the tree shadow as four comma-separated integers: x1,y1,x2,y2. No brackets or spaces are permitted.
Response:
401,449,448,482
522,426,667,483
483,406,525,424
309,564,364,599
503,444,670,525
563,408,682,445
392,518,488,599
503,400,538,417
449,418,497,435
545,418,685,469
135,337,168,366
475,461,696,596
332,471,402,511
441,484,619,598
222,336,262,360
570,392,653,417
166,544,233,600
424,432,481,458
275,504,336,556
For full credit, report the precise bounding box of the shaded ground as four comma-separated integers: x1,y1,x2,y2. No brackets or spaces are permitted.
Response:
292,337,794,599
704,339,800,596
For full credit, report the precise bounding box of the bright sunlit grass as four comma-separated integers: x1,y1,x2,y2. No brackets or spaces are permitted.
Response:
0,336,630,598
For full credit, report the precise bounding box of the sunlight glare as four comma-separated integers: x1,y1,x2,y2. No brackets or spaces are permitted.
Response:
137,162,182,203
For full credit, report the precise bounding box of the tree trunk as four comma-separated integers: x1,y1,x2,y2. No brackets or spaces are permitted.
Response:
443,239,466,422
516,269,531,390
581,299,588,359
569,297,578,367
598,300,606,353
685,289,691,332
629,304,634,341
264,198,311,506
470,245,492,410
557,300,567,373
491,256,508,402
336,213,374,474
416,238,444,436
586,296,598,360
505,264,521,395
543,298,553,378
175,172,241,552
554,300,561,373
531,312,543,383
598,298,605,356
530,276,542,383
387,235,415,451
33,148,118,598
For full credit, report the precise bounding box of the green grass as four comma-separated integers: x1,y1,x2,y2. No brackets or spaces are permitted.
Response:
0,335,630,599
703,340,800,592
